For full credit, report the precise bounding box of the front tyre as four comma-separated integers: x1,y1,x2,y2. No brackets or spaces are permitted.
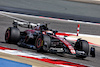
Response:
42,35,51,52
35,35,43,52
75,39,89,58
5,27,20,43
35,35,51,52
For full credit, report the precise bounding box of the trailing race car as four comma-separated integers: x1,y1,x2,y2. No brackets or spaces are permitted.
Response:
5,20,95,58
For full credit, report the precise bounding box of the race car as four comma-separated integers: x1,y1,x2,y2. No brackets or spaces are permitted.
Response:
5,20,95,58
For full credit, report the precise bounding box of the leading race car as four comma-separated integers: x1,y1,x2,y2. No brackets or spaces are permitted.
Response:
5,20,95,58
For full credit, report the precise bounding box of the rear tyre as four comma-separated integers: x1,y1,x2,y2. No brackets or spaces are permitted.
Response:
75,40,89,58
5,27,20,44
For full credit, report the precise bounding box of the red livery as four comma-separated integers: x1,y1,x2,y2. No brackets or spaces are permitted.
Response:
5,20,95,58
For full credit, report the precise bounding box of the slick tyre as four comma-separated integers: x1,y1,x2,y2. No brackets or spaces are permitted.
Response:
42,35,51,52
35,35,51,52
81,40,89,55
75,40,89,58
5,27,20,44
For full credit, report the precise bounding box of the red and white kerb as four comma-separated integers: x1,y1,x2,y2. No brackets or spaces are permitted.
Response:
77,24,80,36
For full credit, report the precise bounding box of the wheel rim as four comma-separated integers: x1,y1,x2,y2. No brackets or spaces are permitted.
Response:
37,38,42,48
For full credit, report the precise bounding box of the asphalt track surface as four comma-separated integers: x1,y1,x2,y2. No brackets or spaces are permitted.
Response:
0,0,100,22
0,0,100,66
0,13,100,67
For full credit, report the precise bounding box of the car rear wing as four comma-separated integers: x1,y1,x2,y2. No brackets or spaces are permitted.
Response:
13,20,39,28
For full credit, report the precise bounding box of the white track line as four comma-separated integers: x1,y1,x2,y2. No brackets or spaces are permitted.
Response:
0,11,100,38
0,11,95,67
1,11,100,37
0,11,100,26
63,32,100,38
0,11,100,47
0,11,29,22
0,49,77,67
0,49,91,67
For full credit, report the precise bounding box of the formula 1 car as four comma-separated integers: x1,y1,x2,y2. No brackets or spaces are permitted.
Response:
5,20,95,58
